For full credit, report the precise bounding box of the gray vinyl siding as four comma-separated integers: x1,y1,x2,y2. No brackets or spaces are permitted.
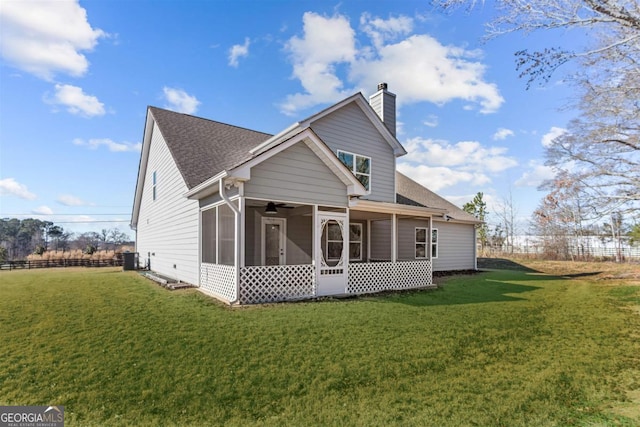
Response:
432,221,476,271
370,219,392,260
397,218,430,261
287,215,313,264
310,103,396,203
136,122,200,285
369,90,396,136
244,141,348,207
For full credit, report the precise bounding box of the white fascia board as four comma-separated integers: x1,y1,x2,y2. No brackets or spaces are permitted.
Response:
249,122,301,156
349,199,447,217
130,109,156,229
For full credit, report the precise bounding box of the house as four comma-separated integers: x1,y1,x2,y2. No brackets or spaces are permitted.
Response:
130,83,480,304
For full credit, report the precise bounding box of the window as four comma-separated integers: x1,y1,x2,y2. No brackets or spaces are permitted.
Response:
337,150,371,191
431,228,439,259
325,220,343,261
152,171,157,201
349,223,363,261
415,227,427,259
200,203,236,266
202,208,216,263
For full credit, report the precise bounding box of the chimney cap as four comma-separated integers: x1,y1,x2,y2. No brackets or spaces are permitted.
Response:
377,82,388,91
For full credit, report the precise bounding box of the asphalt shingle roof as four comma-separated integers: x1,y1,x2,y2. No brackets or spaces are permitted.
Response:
149,106,272,189
396,172,479,222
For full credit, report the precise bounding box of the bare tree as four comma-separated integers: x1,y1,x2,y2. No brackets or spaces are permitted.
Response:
494,189,519,254
434,0,640,220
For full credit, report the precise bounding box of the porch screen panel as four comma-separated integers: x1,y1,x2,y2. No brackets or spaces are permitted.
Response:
202,208,216,263
218,203,236,266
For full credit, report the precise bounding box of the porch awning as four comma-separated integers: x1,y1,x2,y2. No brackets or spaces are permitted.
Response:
349,198,447,218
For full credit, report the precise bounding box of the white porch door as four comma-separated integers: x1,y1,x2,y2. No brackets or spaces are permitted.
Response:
262,218,286,266
316,212,347,296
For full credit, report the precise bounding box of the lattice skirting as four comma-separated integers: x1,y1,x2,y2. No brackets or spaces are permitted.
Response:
200,263,237,303
239,264,315,304
347,260,433,294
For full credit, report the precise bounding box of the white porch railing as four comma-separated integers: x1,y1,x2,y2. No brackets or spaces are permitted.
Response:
347,260,433,295
201,260,433,305
200,263,237,303
239,264,315,304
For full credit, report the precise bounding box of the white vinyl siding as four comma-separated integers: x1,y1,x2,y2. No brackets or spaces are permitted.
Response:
244,142,348,207
310,102,396,203
136,122,200,285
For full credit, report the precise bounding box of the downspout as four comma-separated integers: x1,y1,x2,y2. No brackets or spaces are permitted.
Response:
219,177,241,304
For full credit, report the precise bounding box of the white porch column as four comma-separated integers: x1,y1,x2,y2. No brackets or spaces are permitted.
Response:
391,213,397,262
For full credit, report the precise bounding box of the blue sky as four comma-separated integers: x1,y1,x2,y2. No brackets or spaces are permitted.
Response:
0,0,580,237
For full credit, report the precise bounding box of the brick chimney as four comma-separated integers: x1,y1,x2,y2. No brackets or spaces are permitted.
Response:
368,82,396,136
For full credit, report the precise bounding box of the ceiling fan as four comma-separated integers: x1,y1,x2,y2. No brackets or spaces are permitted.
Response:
264,202,294,215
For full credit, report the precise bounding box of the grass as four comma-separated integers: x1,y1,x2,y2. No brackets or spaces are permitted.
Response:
0,264,639,426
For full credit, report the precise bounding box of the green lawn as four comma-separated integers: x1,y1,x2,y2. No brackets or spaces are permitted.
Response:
1,265,639,426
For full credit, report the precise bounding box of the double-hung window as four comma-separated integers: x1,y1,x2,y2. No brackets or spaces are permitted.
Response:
415,227,427,259
349,223,363,261
337,150,371,192
415,227,438,259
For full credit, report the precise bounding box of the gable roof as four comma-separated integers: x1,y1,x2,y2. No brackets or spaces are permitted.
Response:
250,92,407,158
149,106,272,190
396,172,480,223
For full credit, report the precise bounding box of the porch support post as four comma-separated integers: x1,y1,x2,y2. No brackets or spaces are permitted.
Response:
391,213,397,262
219,178,241,303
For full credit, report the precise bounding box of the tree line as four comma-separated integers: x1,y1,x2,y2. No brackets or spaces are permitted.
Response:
0,218,131,262
463,191,640,261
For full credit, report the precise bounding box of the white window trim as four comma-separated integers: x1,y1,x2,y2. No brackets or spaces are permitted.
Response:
415,227,428,259
337,149,371,193
432,228,439,259
349,223,363,261
152,171,157,201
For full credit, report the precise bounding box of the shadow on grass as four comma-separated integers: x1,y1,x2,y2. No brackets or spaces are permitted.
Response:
383,270,550,307
477,257,539,272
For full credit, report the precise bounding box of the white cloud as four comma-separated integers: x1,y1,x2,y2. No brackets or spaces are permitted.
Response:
280,12,504,115
360,13,413,49
57,194,91,206
396,137,518,192
280,12,357,115
48,84,105,117
541,126,567,147
73,138,141,152
228,37,250,67
397,163,491,192
493,127,514,140
32,205,54,215
515,160,556,187
423,114,439,128
0,0,106,80
402,137,518,173
162,87,200,114
0,178,37,200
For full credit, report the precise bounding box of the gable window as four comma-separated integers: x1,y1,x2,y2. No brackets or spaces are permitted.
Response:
337,150,371,191
431,229,439,258
152,171,157,201
415,227,427,259
349,223,363,261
